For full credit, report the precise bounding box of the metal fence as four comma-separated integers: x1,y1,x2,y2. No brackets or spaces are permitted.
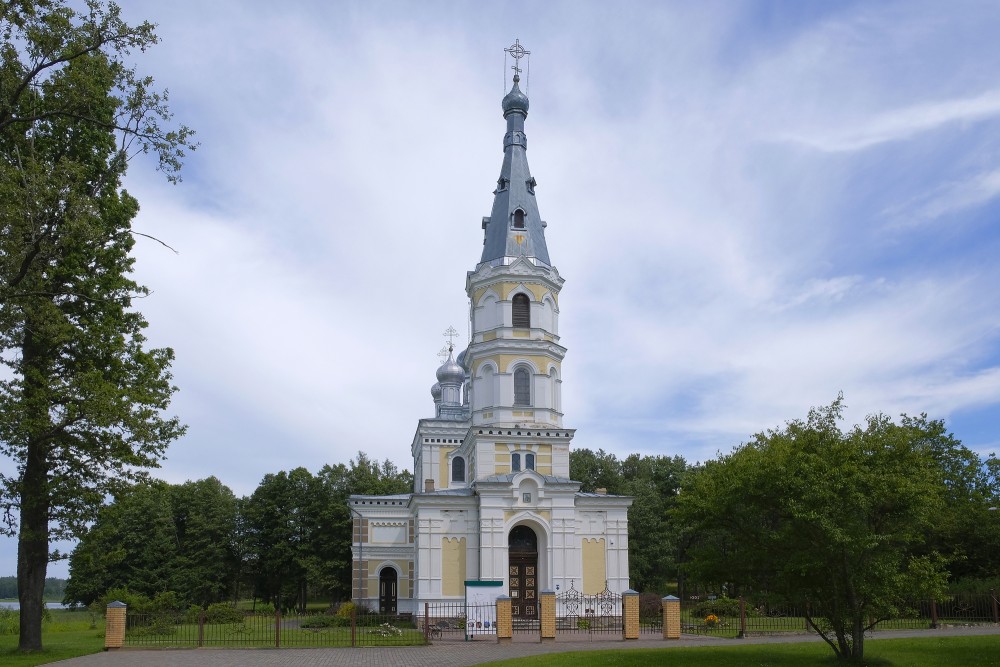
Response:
680,591,1000,638
422,601,499,642
124,609,426,648
555,582,623,637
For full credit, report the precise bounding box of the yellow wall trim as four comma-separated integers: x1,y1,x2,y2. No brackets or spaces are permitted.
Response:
439,447,456,487
582,538,607,595
442,538,467,596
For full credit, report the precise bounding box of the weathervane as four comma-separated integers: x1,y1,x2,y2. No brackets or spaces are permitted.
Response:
504,38,530,90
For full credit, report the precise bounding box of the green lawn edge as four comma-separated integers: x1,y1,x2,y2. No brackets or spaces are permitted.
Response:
0,629,105,667
475,635,1000,667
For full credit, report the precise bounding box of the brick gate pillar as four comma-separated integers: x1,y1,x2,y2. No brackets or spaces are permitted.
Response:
539,590,556,641
662,595,680,640
496,595,513,643
105,601,126,649
623,589,639,640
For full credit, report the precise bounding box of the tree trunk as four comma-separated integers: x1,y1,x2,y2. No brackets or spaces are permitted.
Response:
851,614,865,661
17,325,53,651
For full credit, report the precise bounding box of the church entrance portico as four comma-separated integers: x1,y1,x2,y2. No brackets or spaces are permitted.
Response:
508,525,538,618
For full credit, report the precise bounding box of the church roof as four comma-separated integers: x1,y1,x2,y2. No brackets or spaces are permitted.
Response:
417,488,475,497
476,473,577,485
479,74,551,267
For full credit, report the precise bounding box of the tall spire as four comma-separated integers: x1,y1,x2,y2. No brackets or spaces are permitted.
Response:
480,40,550,267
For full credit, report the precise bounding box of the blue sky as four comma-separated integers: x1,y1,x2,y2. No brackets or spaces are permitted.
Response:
3,0,1000,578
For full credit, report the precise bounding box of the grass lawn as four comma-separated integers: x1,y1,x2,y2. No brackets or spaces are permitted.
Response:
0,609,105,667
0,629,104,667
477,635,1000,667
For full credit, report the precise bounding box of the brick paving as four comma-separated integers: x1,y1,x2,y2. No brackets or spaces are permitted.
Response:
52,626,1000,667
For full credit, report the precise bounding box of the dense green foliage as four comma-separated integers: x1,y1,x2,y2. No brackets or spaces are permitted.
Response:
0,578,65,601
62,452,411,612
0,0,193,651
674,397,991,662
63,477,237,606
570,449,686,592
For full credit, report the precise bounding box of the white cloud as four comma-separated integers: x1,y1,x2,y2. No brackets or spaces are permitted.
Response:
6,0,1000,578
778,90,1000,153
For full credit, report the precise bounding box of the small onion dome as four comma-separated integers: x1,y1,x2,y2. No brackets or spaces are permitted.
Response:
431,382,442,401
456,347,469,371
502,74,529,116
436,353,465,385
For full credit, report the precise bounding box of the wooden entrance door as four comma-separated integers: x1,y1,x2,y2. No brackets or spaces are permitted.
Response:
379,568,397,614
508,526,538,618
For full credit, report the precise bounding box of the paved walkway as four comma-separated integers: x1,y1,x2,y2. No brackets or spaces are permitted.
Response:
53,626,1000,667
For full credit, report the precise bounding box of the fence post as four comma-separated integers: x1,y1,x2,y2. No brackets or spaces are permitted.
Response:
929,599,938,629
496,596,513,643
275,607,281,648
991,589,998,624
104,601,126,650
198,611,205,648
424,602,430,643
662,595,680,640
622,589,639,640
351,605,357,647
738,596,746,638
539,590,556,642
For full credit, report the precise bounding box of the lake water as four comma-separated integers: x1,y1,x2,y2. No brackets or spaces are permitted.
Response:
0,601,70,610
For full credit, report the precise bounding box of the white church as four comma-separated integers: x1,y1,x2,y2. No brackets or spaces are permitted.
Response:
349,43,632,618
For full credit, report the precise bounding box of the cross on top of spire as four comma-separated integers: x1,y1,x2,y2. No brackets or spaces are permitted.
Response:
443,326,459,353
505,38,530,79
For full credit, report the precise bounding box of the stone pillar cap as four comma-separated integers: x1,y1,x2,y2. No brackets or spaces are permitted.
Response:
662,595,679,601
107,601,127,608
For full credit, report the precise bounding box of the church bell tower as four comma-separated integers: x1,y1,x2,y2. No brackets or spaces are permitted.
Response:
463,40,572,481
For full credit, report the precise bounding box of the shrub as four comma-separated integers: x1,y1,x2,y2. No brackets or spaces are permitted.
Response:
99,587,152,615
638,592,663,619
0,608,18,635
334,601,356,619
204,603,245,624
692,596,741,618
301,615,347,629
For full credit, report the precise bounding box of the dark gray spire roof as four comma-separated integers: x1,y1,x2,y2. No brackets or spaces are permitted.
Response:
480,74,551,267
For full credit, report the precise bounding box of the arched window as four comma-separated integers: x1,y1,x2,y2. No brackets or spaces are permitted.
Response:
511,452,521,472
513,367,531,406
513,208,525,229
512,293,530,328
452,456,465,482
525,453,535,470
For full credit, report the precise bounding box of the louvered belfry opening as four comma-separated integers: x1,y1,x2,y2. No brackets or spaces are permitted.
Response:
512,293,530,328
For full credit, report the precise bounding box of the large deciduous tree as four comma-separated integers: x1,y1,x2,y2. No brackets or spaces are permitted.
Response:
0,1,193,650
676,398,954,662
570,448,687,593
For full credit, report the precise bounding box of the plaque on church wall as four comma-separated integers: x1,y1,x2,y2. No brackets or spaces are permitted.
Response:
370,524,407,544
